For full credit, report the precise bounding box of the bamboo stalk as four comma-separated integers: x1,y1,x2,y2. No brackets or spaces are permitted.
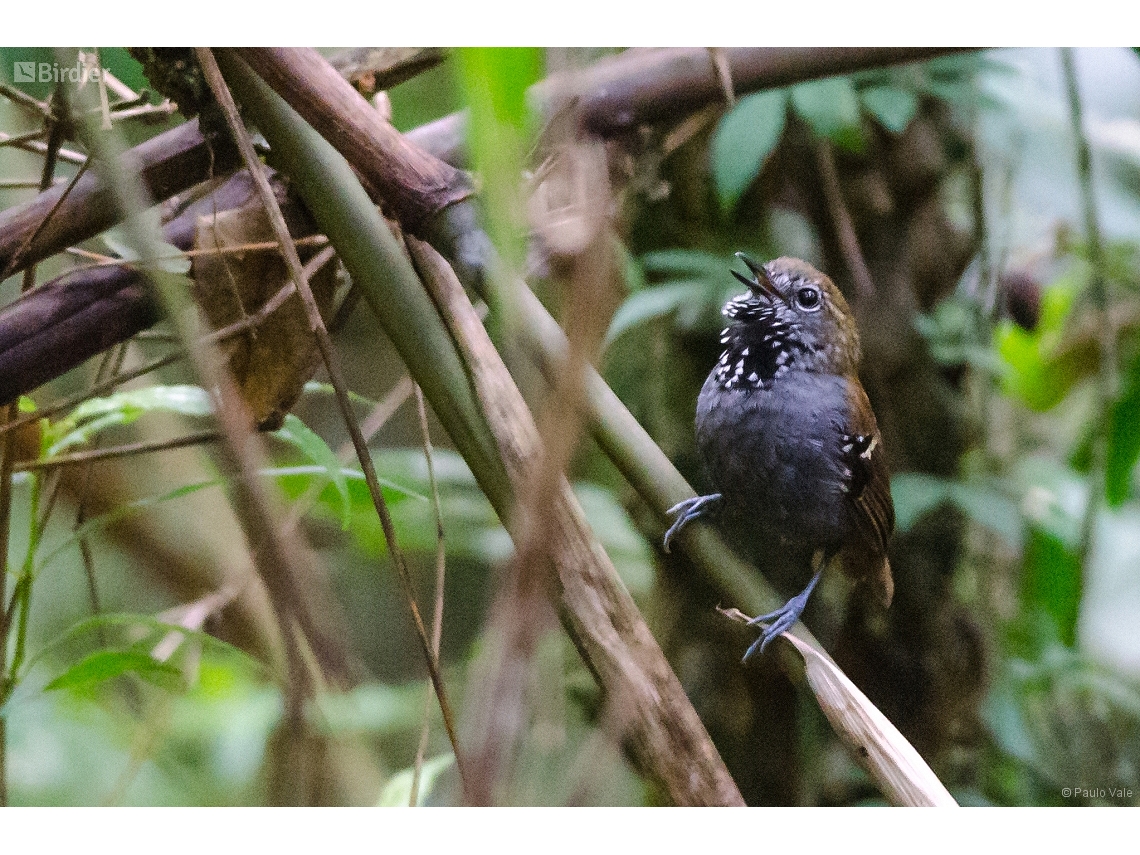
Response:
225,53,743,806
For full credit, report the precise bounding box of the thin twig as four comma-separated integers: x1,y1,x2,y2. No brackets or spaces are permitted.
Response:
59,234,329,273
0,131,86,165
0,83,51,118
0,247,334,444
60,44,349,719
0,398,15,805
0,88,68,801
814,138,875,297
199,47,469,788
1062,47,1117,572
0,178,67,189
409,384,448,806
74,344,130,630
0,129,47,149
14,430,220,472
280,374,416,536
708,48,736,107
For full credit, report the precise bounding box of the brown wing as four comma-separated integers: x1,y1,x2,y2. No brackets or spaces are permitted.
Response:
839,381,895,607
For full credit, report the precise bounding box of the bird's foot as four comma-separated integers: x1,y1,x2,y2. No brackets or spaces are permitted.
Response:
742,570,823,662
663,493,721,552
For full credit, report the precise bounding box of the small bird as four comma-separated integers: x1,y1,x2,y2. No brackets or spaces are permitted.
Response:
664,254,894,660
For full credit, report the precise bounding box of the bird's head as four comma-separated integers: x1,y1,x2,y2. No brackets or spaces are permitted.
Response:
713,254,861,390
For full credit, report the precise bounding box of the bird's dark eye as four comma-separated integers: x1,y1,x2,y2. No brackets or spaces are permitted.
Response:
796,287,821,311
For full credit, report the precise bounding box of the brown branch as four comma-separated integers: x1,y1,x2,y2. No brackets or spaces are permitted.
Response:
60,52,353,708
814,139,876,297
409,383,448,806
236,47,474,232
539,47,975,136
409,235,745,806
201,47,469,788
0,118,240,278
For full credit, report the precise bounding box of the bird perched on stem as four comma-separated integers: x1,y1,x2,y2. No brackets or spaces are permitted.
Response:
664,254,894,660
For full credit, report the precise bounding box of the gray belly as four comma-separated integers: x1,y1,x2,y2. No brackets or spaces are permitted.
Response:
696,369,852,554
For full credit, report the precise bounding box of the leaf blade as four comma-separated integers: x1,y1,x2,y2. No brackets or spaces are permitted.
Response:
710,90,787,213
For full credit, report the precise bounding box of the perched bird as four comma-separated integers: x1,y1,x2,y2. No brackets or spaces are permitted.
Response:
664,254,894,660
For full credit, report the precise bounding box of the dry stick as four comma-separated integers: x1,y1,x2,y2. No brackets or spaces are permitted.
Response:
61,50,344,725
409,385,447,806
196,47,469,785
0,179,67,189
814,139,875,298
459,144,617,803
236,44,737,804
74,343,130,631
0,396,14,805
539,47,973,136
708,48,737,107
0,97,67,803
408,235,745,806
1062,48,1117,573
0,131,86,165
0,156,92,282
0,247,333,444
59,234,329,273
236,47,473,232
0,83,52,118
0,129,46,149
14,430,220,473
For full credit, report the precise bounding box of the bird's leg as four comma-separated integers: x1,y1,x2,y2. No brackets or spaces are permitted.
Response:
742,550,826,661
663,493,721,552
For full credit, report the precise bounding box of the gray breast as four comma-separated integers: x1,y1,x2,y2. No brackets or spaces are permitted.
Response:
695,369,852,552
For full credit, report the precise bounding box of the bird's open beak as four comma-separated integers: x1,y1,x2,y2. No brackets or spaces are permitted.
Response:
733,252,783,303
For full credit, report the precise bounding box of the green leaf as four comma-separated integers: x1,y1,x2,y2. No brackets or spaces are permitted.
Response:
790,77,864,152
995,275,1089,412
48,385,214,455
603,281,710,348
24,612,267,682
573,482,654,597
378,753,455,806
710,90,787,213
456,48,543,271
1021,528,1082,648
302,381,380,410
45,649,186,694
273,414,351,528
641,249,729,280
891,473,1022,546
1105,348,1140,506
860,85,919,134
891,473,953,532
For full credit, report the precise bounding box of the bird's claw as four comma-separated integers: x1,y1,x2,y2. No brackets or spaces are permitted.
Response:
741,569,822,662
663,493,721,552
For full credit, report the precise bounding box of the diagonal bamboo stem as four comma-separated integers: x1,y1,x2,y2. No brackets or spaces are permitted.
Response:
202,46,468,789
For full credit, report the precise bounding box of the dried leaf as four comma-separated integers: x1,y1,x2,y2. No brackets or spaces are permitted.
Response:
193,205,337,429
781,632,958,807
